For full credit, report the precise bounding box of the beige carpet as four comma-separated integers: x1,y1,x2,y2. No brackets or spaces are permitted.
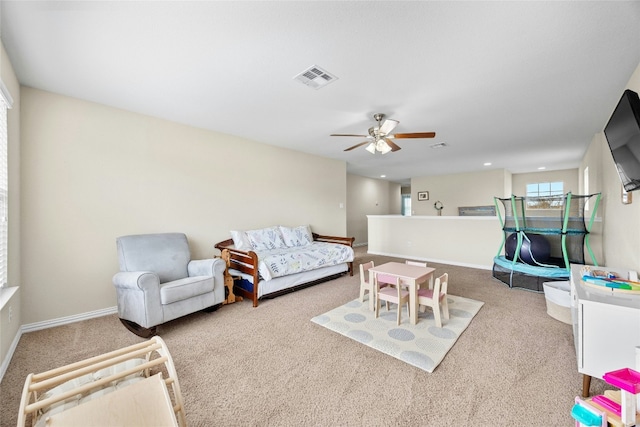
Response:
1,248,612,426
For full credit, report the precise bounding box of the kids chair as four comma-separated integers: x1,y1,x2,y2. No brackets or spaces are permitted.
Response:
417,272,449,327
359,261,375,305
375,273,411,325
405,260,430,290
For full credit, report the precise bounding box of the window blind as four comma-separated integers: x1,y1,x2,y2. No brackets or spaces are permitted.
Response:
0,79,12,288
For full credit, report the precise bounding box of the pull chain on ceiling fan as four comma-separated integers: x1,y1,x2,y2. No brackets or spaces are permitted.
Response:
331,113,436,154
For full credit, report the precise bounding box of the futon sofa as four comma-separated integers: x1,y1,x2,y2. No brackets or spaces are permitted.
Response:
215,225,354,307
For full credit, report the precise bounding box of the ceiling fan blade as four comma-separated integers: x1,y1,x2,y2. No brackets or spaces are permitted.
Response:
383,138,402,152
331,133,369,137
379,119,399,135
344,141,370,151
391,132,436,139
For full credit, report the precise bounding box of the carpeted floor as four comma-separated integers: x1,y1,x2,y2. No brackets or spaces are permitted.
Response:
1,247,612,426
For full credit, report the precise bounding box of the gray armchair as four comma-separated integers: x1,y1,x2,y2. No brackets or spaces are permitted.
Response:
112,233,226,337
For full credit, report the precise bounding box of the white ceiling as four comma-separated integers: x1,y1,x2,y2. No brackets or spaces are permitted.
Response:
2,1,639,184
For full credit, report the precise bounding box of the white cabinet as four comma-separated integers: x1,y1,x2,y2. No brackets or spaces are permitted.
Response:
570,264,640,397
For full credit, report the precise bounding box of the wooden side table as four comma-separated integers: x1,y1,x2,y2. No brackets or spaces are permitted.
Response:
221,249,243,304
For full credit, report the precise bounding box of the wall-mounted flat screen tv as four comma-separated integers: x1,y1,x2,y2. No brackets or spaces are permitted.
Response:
604,89,640,192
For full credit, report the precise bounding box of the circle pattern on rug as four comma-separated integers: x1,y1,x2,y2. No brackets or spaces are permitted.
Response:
388,328,415,341
347,329,373,343
313,314,330,324
370,339,402,356
344,313,366,323
448,309,472,318
428,327,457,339
401,350,435,371
345,299,362,308
415,337,450,354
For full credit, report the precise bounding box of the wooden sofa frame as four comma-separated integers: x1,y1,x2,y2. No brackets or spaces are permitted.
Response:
215,233,355,307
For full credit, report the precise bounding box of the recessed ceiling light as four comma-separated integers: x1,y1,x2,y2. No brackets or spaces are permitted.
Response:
484,162,492,166
380,175,386,178
538,166,546,170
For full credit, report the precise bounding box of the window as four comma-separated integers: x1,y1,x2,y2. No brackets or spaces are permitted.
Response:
401,194,412,216
583,167,590,211
0,80,12,288
526,181,564,209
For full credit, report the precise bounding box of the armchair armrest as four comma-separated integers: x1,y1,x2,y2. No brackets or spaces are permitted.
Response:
112,271,163,328
112,271,160,291
187,258,226,277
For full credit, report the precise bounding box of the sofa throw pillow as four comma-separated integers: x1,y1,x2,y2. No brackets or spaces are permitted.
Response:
280,225,313,247
246,227,287,251
230,230,252,251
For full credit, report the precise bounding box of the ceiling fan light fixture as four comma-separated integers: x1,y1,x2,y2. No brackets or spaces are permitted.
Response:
377,139,392,154
365,142,377,154
333,113,436,153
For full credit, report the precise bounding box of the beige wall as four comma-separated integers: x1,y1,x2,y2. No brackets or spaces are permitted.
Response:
346,174,400,245
0,40,21,370
20,87,348,325
511,168,579,197
410,169,511,216
581,62,640,272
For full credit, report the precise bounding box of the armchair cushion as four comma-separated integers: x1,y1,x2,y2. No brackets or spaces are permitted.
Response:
160,276,214,305
116,233,190,283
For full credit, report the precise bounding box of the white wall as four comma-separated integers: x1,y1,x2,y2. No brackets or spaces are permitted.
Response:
368,215,502,270
346,174,400,246
410,169,511,216
20,87,348,325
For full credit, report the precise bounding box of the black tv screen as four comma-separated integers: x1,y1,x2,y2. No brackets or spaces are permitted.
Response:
604,89,640,192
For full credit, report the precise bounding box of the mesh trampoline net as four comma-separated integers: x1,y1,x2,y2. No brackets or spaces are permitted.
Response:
493,193,598,292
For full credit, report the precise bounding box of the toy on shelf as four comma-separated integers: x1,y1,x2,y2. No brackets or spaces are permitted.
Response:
572,367,640,427
572,397,607,427
581,266,640,295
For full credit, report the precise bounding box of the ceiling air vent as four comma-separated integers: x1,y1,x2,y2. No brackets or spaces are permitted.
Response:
293,65,338,90
430,142,447,149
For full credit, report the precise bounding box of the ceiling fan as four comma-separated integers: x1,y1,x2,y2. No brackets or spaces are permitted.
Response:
331,113,436,154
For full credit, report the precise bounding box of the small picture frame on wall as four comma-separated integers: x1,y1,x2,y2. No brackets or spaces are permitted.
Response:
418,191,429,201
622,185,632,204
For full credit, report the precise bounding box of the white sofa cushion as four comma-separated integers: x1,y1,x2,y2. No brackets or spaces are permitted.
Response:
246,226,287,250
279,225,313,247
230,230,252,250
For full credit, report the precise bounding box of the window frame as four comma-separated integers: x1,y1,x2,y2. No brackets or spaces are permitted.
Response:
0,79,13,289
525,181,564,209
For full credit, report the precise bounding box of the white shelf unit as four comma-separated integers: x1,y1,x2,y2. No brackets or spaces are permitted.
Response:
570,264,640,397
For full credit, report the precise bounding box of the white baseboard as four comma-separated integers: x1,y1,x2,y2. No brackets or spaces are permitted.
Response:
0,326,22,382
0,306,118,382
366,250,493,271
21,306,118,333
